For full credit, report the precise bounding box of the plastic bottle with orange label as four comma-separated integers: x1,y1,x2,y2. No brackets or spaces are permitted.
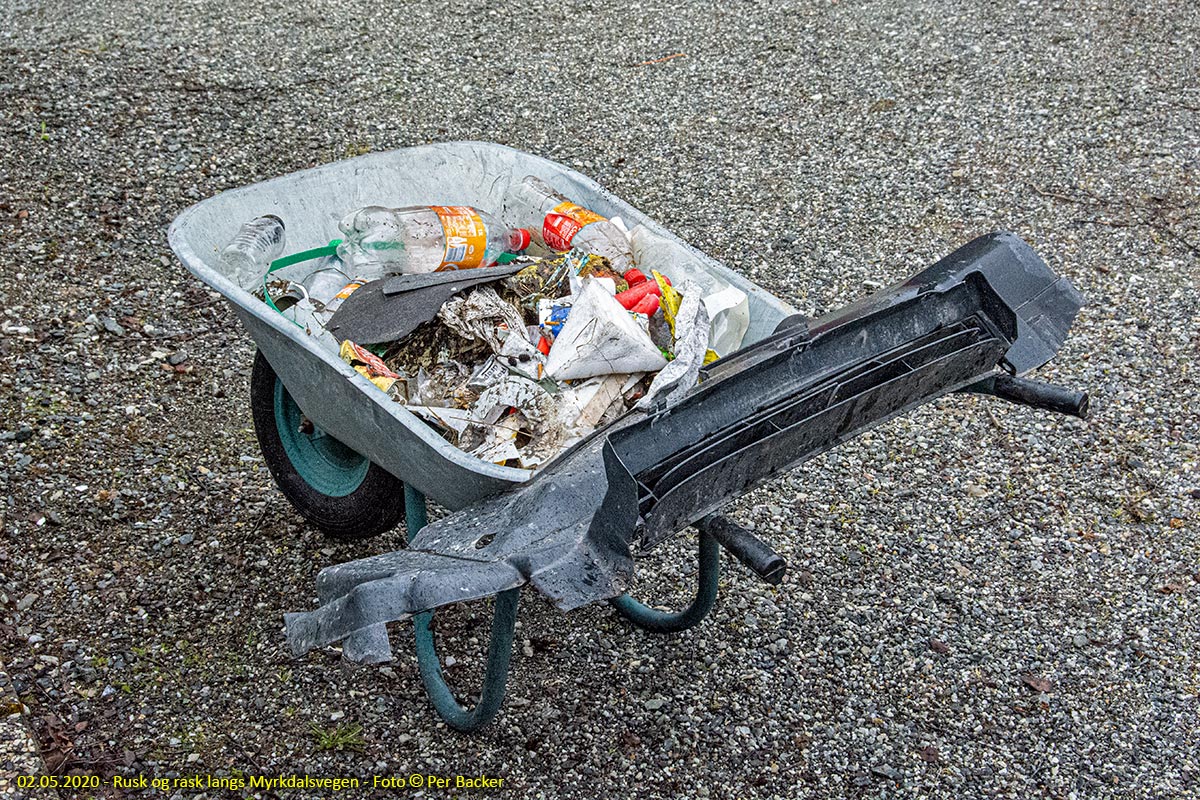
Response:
336,205,530,275
503,176,635,272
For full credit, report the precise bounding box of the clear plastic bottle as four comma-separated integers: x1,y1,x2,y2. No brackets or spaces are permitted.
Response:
280,258,370,351
503,176,634,272
336,205,530,275
219,215,286,289
283,278,369,353
296,257,358,308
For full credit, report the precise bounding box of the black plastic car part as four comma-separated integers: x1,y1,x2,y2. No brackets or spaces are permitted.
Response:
285,232,1086,660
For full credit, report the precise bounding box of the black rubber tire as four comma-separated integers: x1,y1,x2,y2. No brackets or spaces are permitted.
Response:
250,349,405,541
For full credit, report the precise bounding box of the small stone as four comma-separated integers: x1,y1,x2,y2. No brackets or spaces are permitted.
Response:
178,533,194,545
168,350,189,366
872,764,902,780
643,698,666,710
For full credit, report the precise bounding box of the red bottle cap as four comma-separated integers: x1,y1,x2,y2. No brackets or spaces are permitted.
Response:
511,228,531,251
623,268,647,286
631,294,661,315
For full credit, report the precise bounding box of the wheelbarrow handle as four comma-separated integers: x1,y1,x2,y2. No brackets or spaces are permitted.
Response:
963,374,1090,419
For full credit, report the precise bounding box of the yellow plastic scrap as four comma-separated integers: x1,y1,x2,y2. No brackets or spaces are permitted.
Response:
339,339,401,393
652,270,683,336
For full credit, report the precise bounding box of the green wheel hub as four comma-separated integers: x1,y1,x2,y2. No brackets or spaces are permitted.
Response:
273,378,369,497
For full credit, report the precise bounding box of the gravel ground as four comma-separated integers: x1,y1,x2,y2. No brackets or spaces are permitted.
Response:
2,0,1198,798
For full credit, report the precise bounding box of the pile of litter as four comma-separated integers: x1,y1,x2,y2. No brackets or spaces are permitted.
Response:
221,176,749,469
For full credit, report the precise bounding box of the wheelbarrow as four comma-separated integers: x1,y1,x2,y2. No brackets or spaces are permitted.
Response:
168,142,1088,732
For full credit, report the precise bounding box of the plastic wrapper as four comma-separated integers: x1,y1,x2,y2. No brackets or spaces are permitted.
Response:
496,329,546,380
415,361,474,408
466,374,563,466
339,340,406,398
631,225,750,355
703,284,750,356
406,405,475,434
544,280,668,380
638,280,710,409
502,255,573,315
469,413,524,465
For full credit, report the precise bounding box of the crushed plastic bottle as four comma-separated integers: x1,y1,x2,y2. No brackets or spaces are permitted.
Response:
282,272,368,353
336,205,530,275
219,215,286,289
504,176,634,272
298,259,357,307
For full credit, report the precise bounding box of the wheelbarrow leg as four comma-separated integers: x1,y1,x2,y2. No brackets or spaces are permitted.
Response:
610,532,720,633
404,484,519,732
402,483,429,540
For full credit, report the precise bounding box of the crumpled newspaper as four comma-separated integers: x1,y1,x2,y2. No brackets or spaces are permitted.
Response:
544,279,667,380
438,286,527,353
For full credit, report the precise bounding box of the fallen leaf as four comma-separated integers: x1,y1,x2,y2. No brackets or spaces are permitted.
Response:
1158,581,1185,594
1021,674,1053,693
917,745,940,763
929,638,951,655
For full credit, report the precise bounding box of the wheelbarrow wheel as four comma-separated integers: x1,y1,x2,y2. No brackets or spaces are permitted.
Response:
250,350,405,540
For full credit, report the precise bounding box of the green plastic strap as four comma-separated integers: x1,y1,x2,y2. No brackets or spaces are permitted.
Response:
261,240,342,318
268,240,342,273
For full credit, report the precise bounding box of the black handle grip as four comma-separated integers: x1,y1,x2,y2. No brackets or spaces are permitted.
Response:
695,514,787,585
965,374,1090,419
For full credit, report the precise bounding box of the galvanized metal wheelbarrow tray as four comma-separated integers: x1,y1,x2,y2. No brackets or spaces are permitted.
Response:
168,142,1087,732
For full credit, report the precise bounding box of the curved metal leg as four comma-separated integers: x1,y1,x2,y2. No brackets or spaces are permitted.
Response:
404,483,518,732
403,482,428,540
413,589,520,733
610,531,720,633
